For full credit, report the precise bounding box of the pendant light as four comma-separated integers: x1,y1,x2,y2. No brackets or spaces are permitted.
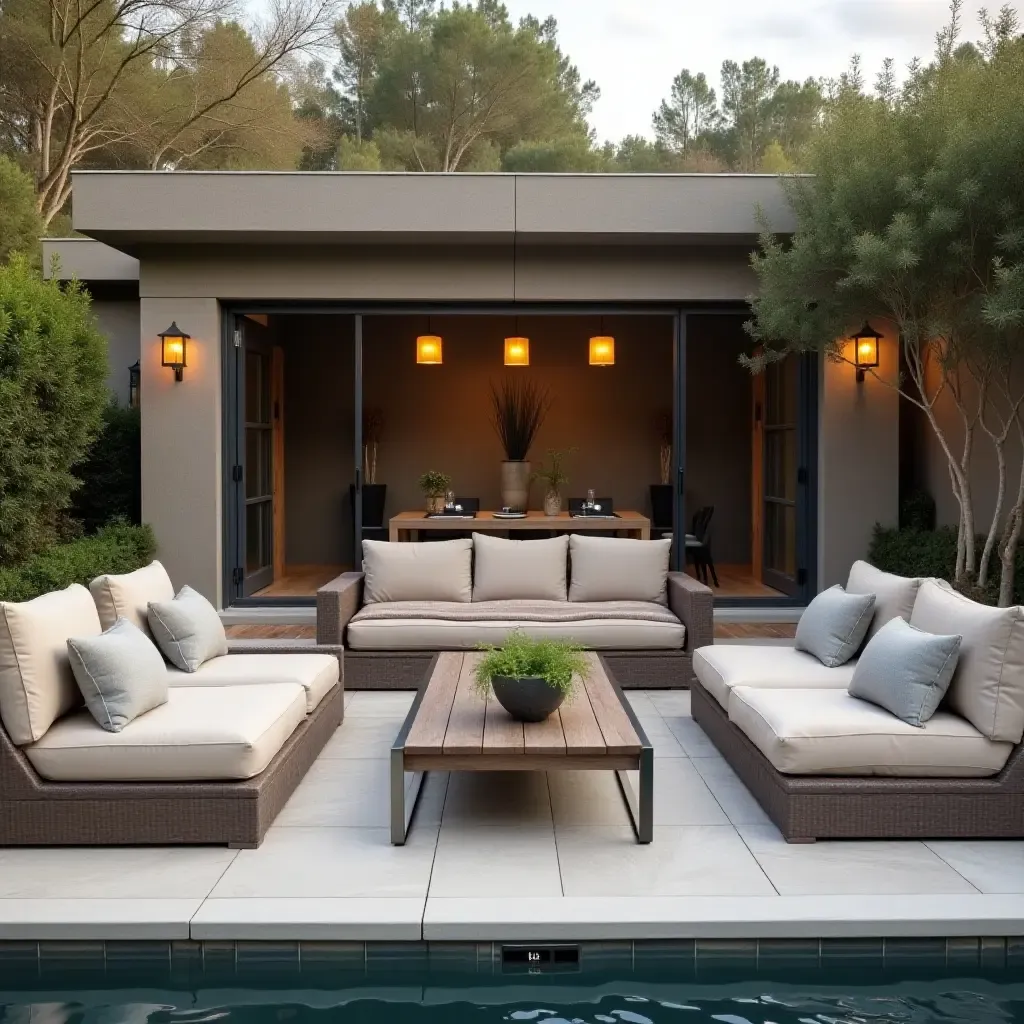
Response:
504,315,529,366
589,316,615,367
416,315,442,365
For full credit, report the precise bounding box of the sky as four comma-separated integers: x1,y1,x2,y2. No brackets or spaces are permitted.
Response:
497,0,1013,142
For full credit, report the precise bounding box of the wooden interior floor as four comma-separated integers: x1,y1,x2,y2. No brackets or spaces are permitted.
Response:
254,565,346,598
684,563,786,599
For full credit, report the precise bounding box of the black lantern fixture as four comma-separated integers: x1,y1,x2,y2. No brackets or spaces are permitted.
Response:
128,361,140,408
851,321,882,382
159,322,189,382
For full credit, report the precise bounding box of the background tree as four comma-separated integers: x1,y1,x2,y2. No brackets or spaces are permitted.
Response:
747,10,1024,604
334,0,396,143
652,70,719,155
0,157,43,265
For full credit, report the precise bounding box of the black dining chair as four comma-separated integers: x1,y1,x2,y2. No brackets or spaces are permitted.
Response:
685,505,719,587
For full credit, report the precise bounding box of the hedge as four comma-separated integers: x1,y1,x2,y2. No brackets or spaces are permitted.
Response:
0,523,156,603
71,402,142,533
868,524,1024,606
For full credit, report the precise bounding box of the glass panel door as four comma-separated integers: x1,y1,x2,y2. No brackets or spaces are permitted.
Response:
762,356,801,596
242,321,275,596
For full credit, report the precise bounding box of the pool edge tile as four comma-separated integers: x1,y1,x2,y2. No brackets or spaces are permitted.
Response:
0,900,198,940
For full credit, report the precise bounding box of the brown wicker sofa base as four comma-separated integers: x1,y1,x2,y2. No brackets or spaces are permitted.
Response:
317,571,714,690
0,683,344,848
691,680,1024,842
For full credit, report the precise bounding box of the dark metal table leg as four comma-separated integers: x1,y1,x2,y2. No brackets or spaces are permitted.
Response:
616,745,654,844
390,745,424,845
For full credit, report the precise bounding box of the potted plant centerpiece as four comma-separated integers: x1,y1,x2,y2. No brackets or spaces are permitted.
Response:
533,447,577,516
491,378,550,510
475,631,589,722
650,411,673,530
418,470,451,514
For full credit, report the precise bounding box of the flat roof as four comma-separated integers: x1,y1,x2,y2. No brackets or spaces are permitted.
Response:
71,171,797,251
42,238,140,282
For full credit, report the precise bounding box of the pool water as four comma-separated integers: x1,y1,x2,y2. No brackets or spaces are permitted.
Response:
2,969,1022,1024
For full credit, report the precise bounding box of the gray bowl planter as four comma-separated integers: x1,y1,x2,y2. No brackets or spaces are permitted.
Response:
491,675,566,722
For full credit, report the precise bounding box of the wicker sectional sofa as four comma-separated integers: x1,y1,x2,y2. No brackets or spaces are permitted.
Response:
0,562,343,848
317,534,714,690
691,562,1024,841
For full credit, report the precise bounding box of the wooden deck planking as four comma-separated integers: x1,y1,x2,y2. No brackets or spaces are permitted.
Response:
524,709,566,756
442,653,487,755
584,656,642,755
404,653,462,755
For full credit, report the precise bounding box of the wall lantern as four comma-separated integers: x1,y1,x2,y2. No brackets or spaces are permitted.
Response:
589,335,615,367
128,361,140,408
159,322,189,382
851,321,882,382
504,336,530,366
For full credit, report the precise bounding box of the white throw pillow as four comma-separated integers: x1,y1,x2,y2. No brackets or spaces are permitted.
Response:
362,538,473,604
909,579,1024,743
90,560,174,637
472,533,568,601
568,535,672,605
846,560,923,639
148,585,229,672
0,584,100,745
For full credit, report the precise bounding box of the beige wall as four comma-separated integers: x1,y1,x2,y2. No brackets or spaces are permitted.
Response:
817,322,900,587
361,315,674,517
93,300,140,404
139,297,222,604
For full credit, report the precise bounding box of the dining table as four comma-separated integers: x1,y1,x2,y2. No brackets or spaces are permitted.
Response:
388,510,651,542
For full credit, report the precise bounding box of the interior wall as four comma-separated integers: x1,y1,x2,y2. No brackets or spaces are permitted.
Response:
685,315,753,565
272,314,356,569
362,315,673,517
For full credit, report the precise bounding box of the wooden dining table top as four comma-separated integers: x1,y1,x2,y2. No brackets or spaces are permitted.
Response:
390,510,650,528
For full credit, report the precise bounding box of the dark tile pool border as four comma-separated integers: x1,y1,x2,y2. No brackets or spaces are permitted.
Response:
0,937,1021,982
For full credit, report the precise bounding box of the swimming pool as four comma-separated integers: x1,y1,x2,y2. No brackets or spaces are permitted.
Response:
2,944,1021,1024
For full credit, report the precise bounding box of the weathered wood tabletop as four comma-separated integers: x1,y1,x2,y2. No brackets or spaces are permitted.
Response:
388,510,651,541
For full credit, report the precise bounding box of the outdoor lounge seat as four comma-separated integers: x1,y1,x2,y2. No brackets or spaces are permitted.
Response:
346,599,686,650
727,686,1012,778
166,653,338,712
24,683,308,782
694,645,854,710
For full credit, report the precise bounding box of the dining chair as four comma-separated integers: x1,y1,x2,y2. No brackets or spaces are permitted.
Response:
685,505,719,587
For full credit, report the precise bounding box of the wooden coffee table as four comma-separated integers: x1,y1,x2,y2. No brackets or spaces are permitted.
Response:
390,652,653,845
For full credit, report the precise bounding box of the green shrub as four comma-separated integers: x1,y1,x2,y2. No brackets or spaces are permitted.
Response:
70,402,141,533
868,524,1024,606
0,157,43,266
0,523,156,603
0,256,108,566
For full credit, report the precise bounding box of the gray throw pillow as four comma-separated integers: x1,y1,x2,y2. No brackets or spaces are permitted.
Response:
67,618,168,732
795,584,876,667
849,617,962,727
148,585,228,672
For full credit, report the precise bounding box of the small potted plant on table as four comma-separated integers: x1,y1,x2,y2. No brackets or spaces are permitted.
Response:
475,631,589,722
533,447,576,516
418,469,451,514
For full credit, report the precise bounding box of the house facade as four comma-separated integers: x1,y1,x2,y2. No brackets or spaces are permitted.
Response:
47,171,901,611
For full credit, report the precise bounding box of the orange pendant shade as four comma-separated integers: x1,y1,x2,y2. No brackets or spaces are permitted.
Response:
416,334,443,364
589,335,615,366
504,336,530,366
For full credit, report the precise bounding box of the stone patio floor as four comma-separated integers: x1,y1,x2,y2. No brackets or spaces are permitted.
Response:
0,689,1021,943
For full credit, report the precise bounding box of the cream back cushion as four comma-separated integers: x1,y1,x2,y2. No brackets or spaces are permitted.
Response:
362,538,473,604
909,579,1024,743
472,533,568,601
0,584,101,745
846,560,923,639
569,535,672,604
90,561,175,636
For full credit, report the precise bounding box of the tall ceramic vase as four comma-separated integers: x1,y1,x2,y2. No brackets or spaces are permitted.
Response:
500,460,531,511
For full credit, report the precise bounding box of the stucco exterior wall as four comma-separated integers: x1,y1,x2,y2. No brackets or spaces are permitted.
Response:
139,297,222,605
93,300,140,404
817,323,901,588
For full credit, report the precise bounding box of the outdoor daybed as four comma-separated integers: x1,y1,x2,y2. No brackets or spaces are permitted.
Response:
0,562,343,848
691,561,1024,841
317,533,714,689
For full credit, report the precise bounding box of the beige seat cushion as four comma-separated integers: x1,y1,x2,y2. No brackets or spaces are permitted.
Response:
166,653,338,712
694,644,855,710
569,535,672,604
472,533,568,601
0,585,100,745
90,561,175,636
362,538,472,604
347,599,684,650
25,684,307,782
728,686,1012,778
910,579,1024,743
846,561,923,639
